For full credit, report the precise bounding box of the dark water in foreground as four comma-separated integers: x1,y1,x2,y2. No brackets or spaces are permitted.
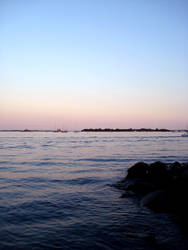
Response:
0,132,188,249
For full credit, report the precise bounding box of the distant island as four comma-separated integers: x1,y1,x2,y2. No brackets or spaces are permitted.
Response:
81,128,171,132
0,129,67,132
0,129,57,132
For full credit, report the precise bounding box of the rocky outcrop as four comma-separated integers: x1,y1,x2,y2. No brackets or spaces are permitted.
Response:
116,161,188,218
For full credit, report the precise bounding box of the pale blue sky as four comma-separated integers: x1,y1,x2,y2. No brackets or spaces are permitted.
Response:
1,0,188,129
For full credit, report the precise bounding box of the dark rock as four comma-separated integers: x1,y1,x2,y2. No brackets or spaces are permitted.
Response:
168,161,183,179
141,190,171,212
166,177,188,214
113,178,138,190
147,161,169,187
127,162,149,179
114,160,188,238
181,165,188,181
116,161,188,219
120,191,136,198
126,181,155,194
170,161,181,168
148,161,168,177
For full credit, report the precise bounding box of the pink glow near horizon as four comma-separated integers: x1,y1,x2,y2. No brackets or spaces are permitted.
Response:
1,1,188,130
0,108,187,130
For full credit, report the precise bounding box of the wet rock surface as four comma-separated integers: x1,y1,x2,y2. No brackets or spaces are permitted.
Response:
116,161,188,229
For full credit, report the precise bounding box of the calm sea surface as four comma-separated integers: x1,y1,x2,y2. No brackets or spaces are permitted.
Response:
0,132,188,250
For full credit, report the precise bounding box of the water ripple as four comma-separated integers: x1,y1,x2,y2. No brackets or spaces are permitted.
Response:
0,131,187,249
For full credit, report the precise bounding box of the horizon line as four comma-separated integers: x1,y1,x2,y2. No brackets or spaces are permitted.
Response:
0,128,187,132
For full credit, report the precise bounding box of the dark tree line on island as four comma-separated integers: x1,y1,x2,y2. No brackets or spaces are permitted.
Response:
81,128,171,132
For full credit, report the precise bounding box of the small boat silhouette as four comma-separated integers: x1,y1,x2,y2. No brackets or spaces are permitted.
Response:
181,132,188,137
54,129,67,133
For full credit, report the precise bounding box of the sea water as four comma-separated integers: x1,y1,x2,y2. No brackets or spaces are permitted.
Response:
0,132,188,249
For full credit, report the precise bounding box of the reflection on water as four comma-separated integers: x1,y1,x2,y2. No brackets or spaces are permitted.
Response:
0,132,188,249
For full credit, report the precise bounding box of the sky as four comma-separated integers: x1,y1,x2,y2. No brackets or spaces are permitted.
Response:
0,0,188,130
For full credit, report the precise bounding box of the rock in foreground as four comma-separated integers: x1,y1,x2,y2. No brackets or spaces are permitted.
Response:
116,161,188,224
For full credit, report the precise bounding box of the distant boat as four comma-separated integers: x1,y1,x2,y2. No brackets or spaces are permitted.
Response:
181,131,188,137
54,129,67,133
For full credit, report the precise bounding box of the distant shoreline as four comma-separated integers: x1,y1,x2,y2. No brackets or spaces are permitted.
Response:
0,129,186,132
81,128,171,132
